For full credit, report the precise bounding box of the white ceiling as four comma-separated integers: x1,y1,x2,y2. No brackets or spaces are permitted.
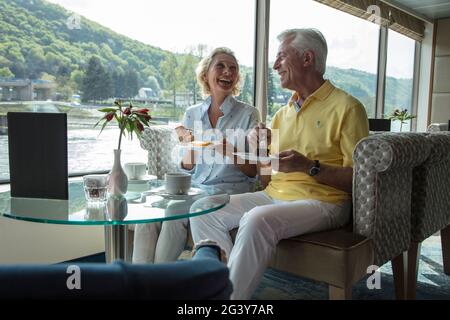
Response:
384,0,450,20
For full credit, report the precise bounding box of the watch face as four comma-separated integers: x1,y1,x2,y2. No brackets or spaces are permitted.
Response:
309,167,320,176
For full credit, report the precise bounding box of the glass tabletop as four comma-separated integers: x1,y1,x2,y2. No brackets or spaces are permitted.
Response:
0,179,229,225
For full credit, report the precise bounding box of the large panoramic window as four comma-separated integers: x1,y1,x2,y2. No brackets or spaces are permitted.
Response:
0,0,255,180
384,30,416,132
268,0,380,122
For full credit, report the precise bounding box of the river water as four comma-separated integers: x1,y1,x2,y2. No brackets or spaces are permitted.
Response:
0,127,148,181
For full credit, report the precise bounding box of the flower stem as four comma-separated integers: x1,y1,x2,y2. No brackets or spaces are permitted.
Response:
118,124,124,150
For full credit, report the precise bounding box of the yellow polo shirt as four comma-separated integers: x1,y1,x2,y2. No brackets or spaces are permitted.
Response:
265,80,369,204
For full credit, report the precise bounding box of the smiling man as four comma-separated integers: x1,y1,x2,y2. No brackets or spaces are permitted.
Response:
190,29,369,300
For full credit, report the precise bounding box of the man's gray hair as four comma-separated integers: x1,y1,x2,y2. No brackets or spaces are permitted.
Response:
277,28,328,75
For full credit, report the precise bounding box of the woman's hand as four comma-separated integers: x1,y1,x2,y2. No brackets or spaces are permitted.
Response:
175,125,194,143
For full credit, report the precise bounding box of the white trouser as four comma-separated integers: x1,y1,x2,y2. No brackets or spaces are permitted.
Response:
132,219,188,263
190,191,351,300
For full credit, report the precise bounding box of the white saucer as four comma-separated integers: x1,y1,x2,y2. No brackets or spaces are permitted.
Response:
143,187,205,200
124,192,142,201
128,175,157,184
232,152,278,163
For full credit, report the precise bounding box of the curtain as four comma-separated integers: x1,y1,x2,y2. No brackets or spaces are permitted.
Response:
314,0,425,41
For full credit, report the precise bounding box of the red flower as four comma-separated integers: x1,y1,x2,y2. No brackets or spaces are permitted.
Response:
136,108,150,114
95,101,151,150
106,112,114,121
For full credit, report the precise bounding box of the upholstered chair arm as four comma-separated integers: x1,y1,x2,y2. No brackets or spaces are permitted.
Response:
352,133,430,265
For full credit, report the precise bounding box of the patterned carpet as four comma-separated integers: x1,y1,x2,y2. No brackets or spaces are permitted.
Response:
253,235,450,300
69,234,449,300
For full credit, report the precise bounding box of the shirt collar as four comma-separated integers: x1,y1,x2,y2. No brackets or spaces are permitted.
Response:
201,94,235,116
288,80,334,108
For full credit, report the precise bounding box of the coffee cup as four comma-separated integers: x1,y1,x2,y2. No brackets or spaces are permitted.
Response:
165,172,191,195
124,162,147,180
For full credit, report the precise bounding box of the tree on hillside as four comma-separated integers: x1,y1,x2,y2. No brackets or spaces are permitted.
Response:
180,51,200,105
0,67,14,78
160,53,182,109
123,69,139,98
82,56,113,102
239,73,253,105
268,67,275,108
145,76,161,97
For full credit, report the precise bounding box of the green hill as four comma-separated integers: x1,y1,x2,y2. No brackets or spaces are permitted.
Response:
0,0,412,113
0,0,173,100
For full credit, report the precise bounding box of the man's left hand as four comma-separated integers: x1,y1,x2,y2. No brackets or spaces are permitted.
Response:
277,149,314,173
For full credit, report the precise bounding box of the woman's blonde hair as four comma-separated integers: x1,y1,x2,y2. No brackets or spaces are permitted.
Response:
196,47,241,97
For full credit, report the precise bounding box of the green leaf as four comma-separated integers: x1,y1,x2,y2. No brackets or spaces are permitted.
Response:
94,118,104,127
98,108,117,113
98,119,109,136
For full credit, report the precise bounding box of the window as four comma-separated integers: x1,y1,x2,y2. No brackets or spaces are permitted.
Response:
0,0,255,181
384,30,416,132
267,0,380,122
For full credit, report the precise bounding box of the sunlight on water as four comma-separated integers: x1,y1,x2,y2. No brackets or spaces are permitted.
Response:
0,127,148,180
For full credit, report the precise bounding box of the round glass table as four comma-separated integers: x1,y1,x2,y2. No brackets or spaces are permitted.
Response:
0,179,229,262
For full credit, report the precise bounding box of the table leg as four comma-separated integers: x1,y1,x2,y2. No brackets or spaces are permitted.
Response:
104,225,129,263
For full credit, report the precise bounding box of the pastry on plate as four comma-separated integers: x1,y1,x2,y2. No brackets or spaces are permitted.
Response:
191,141,213,147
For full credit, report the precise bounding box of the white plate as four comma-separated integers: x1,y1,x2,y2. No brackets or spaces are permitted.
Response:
143,187,205,200
128,175,157,184
178,141,218,150
232,152,278,163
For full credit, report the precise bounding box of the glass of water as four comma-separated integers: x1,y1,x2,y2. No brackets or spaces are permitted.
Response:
83,174,109,202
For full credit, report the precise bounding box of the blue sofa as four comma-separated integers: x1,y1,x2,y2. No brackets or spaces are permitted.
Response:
0,245,232,300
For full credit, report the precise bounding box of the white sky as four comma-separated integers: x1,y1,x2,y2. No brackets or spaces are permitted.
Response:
46,0,415,78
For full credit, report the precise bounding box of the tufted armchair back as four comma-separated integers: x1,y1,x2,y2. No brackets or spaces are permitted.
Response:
352,133,430,266
411,132,450,241
407,132,450,298
140,125,179,179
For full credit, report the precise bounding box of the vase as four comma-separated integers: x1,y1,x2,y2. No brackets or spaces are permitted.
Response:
106,194,128,221
108,149,128,196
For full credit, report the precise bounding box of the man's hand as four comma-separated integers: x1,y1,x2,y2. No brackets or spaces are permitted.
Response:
247,122,271,155
277,149,314,173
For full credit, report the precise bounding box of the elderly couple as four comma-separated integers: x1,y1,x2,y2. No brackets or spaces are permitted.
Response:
133,28,369,300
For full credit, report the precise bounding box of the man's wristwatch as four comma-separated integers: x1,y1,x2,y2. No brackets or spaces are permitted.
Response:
308,160,320,176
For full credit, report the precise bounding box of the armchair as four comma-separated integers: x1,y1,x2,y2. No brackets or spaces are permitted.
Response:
268,133,429,299
0,245,231,300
